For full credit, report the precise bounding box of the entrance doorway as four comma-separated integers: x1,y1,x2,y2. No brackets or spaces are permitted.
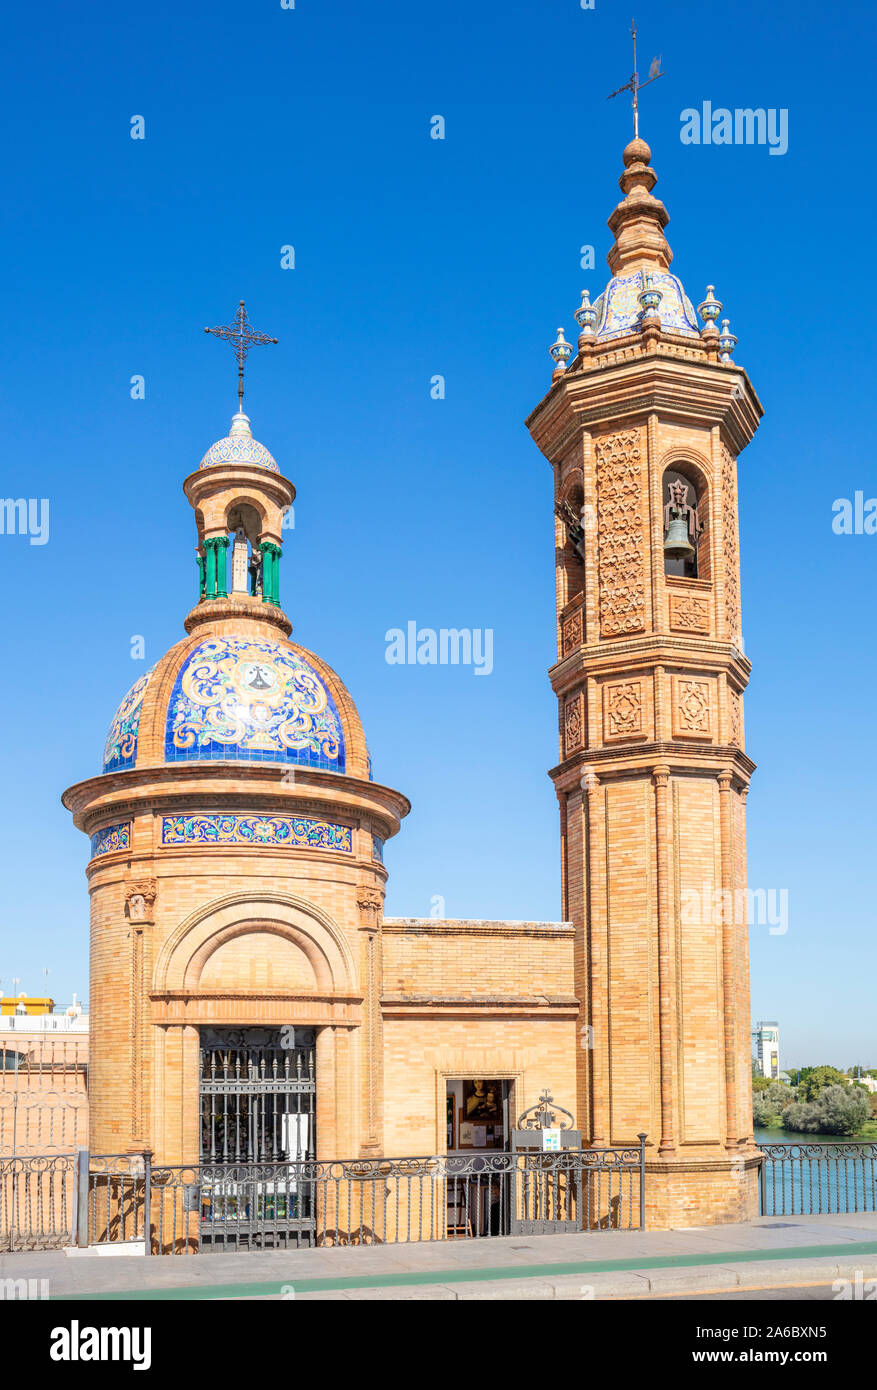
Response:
446,1078,510,1153
199,1026,316,1163
197,1026,316,1250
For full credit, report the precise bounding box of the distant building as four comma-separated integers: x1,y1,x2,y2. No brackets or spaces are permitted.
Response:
0,996,89,1154
752,1021,780,1080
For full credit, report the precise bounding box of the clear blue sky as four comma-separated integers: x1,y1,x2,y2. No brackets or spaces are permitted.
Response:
0,0,873,1068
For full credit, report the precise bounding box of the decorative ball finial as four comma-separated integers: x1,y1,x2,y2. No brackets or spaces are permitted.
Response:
623,136,652,168
718,318,737,362
549,326,573,376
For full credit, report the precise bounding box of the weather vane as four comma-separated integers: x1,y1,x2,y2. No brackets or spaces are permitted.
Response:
607,19,665,139
204,300,278,412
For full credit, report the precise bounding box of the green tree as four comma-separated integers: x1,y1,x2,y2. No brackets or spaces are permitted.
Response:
782,1101,825,1133
798,1066,845,1102
818,1085,870,1136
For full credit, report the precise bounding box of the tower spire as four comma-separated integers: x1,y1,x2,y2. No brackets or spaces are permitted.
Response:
204,299,278,412
607,19,665,140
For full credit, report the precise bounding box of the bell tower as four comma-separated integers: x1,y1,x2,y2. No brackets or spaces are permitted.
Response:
527,135,763,1226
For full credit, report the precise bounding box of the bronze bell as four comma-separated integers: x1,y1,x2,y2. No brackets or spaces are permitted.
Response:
664,509,695,559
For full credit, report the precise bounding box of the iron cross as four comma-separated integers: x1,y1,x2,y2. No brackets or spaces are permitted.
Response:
606,20,665,139
204,300,278,411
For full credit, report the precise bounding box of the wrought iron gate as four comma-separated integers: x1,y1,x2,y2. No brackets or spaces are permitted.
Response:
197,1026,316,1250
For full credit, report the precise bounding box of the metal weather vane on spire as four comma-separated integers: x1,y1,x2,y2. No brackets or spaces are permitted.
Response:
606,19,665,139
204,300,278,411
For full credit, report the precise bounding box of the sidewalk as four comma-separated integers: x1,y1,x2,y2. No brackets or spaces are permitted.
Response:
3,1212,877,1300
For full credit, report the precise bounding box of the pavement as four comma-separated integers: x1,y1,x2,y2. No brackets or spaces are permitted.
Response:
4,1211,877,1300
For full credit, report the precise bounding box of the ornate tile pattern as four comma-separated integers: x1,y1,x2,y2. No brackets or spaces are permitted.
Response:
593,271,699,342
199,436,278,472
165,636,346,771
160,814,353,853
90,822,131,858
103,667,155,773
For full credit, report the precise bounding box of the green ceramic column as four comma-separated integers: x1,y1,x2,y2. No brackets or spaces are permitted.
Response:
204,539,217,598
197,552,206,600
215,535,229,598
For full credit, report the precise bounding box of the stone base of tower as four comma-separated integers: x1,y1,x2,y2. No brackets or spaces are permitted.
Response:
643,1152,762,1229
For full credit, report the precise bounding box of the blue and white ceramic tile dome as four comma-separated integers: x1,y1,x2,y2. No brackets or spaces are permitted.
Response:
592,270,699,342
164,635,346,772
102,667,156,773
199,411,278,472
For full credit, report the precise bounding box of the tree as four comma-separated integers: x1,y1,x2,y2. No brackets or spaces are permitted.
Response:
798,1066,845,1102
782,1085,870,1137
782,1101,825,1133
752,1073,770,1094
752,1093,781,1127
818,1085,870,1136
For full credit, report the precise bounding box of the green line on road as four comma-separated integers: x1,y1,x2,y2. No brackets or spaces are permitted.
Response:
58,1238,877,1301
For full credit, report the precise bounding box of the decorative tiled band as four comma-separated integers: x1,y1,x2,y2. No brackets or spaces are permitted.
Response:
90,822,132,858
160,814,353,853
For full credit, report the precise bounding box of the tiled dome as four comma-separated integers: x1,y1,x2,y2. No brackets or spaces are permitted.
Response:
199,412,278,472
102,636,356,775
163,636,345,772
593,270,699,342
102,667,156,773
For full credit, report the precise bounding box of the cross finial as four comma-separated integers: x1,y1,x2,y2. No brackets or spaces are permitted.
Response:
606,19,665,139
204,300,278,411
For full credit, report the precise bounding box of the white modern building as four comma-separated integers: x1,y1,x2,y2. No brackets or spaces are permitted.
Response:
752,1020,780,1079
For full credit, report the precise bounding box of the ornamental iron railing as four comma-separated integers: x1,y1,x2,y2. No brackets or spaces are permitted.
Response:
3,1141,647,1254
758,1141,877,1216
0,1153,78,1251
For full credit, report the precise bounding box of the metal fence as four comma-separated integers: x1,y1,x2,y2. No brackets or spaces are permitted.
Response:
1,1141,646,1254
141,1144,647,1253
759,1142,877,1216
0,1153,78,1251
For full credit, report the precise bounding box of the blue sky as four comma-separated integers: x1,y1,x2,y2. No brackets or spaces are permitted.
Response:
0,0,873,1066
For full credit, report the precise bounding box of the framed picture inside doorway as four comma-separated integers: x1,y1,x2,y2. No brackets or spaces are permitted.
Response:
462,1078,503,1124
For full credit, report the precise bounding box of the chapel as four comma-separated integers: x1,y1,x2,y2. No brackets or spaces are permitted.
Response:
63,129,761,1228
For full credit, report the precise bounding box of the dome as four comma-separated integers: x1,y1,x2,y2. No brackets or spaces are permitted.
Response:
592,270,699,342
199,412,278,472
100,632,365,776
164,636,345,771
102,667,155,773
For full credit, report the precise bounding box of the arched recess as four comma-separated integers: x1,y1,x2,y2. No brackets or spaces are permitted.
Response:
555,473,586,609
659,451,712,582
153,891,357,998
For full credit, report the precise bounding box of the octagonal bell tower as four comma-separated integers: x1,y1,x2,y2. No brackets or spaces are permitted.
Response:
527,137,763,1227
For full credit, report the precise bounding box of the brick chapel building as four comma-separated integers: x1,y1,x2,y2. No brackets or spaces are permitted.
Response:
63,132,762,1228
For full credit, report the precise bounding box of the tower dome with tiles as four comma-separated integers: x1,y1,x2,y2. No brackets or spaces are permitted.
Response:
99,407,369,782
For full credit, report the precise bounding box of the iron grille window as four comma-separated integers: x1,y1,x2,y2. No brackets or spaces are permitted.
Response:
199,1027,316,1164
